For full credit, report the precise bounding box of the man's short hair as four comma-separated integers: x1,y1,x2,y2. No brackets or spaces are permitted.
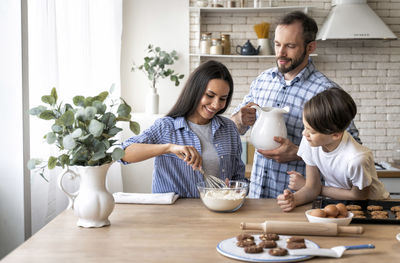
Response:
277,11,318,45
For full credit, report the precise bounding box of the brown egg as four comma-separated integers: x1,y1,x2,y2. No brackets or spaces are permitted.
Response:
324,204,339,217
309,209,326,218
336,203,348,217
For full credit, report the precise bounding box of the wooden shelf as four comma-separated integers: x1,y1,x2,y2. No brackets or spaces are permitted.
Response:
190,6,310,13
190,53,318,58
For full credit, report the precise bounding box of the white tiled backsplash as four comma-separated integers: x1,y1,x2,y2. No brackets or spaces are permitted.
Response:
189,0,400,162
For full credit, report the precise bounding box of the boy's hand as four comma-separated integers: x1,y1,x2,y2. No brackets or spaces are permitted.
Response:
288,171,306,191
277,189,296,212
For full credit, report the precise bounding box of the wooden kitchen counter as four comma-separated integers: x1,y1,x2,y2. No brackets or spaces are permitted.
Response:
3,199,400,263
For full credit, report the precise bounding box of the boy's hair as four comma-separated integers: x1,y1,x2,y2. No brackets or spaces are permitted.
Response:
303,88,357,134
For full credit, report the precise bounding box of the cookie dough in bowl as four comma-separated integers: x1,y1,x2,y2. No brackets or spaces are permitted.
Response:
197,181,248,212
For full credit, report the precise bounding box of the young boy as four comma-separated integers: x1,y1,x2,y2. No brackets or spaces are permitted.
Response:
277,88,389,212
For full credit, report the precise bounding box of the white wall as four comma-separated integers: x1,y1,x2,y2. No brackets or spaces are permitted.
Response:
0,0,26,259
120,0,189,192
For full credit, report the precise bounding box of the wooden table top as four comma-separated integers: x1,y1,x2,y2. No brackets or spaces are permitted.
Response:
3,199,400,263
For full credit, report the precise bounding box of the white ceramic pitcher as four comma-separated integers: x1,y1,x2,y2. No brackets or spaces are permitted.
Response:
58,163,115,228
250,105,290,150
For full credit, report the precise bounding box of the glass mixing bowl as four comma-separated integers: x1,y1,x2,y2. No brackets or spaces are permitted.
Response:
197,180,248,212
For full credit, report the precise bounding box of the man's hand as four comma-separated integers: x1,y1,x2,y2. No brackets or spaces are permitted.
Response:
257,136,301,163
277,189,296,212
231,102,257,134
288,171,306,191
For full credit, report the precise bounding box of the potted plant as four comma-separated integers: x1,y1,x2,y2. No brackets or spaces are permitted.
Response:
28,87,140,228
131,44,184,114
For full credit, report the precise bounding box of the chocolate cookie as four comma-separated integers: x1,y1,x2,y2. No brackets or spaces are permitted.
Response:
236,233,254,241
370,211,388,216
244,245,263,254
346,204,362,210
286,237,304,243
258,240,277,248
367,205,383,211
259,233,279,241
391,206,400,212
353,214,366,218
351,210,364,216
269,248,288,256
236,239,256,247
287,242,306,249
371,214,388,219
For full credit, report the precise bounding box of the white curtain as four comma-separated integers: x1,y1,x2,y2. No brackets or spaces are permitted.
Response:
28,0,123,234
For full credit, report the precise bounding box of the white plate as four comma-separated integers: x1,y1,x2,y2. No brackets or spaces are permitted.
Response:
216,235,319,263
396,233,400,242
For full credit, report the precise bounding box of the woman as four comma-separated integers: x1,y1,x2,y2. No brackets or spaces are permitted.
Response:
121,60,245,197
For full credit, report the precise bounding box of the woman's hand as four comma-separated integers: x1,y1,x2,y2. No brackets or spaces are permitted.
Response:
288,171,306,191
168,144,202,170
277,189,296,212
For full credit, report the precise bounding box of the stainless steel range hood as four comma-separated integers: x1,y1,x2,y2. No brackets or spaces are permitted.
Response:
317,0,397,40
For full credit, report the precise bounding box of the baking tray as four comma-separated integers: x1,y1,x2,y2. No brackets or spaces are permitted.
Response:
312,197,400,224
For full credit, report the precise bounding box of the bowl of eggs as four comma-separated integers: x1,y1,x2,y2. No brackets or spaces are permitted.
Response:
305,203,353,226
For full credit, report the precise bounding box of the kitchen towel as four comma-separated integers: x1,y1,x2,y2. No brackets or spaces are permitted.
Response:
113,192,179,205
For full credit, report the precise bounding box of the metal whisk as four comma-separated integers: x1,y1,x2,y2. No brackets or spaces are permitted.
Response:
199,168,226,188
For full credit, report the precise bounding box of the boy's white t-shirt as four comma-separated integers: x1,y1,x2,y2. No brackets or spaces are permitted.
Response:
298,131,389,200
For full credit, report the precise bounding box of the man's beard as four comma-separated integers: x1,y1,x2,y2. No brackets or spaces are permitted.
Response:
276,48,307,74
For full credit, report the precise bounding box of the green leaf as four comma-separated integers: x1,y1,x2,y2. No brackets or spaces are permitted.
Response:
46,132,56,144
89,119,105,137
50,88,58,103
93,101,106,114
117,103,131,118
39,110,56,120
75,108,86,121
111,147,125,161
108,127,122,136
84,97,95,106
48,156,57,169
51,124,63,133
63,135,76,150
73,96,85,106
84,106,97,120
94,91,108,102
27,159,41,170
129,121,140,135
71,128,83,138
41,95,55,106
101,112,116,128
58,154,70,168
56,110,74,127
29,106,47,116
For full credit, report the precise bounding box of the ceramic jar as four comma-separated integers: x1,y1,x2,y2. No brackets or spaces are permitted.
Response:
58,163,115,228
221,34,231,55
200,33,212,54
210,38,223,55
250,105,290,150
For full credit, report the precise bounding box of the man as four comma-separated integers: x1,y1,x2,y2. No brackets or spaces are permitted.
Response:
231,11,360,198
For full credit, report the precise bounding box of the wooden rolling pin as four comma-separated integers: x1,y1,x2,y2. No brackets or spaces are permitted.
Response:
240,221,364,236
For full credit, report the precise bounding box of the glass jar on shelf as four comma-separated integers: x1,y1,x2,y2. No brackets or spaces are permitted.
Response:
210,38,223,55
200,33,212,54
221,34,231,55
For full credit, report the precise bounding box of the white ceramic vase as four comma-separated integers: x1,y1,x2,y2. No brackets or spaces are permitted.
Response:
257,38,272,55
58,163,115,228
250,105,289,150
147,87,159,114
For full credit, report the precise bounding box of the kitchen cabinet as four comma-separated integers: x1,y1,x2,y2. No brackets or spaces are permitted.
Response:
189,6,314,61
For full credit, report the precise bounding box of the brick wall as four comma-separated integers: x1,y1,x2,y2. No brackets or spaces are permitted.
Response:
189,0,400,162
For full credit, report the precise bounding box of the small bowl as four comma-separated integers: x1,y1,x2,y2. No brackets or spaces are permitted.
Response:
197,180,248,213
305,209,353,226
